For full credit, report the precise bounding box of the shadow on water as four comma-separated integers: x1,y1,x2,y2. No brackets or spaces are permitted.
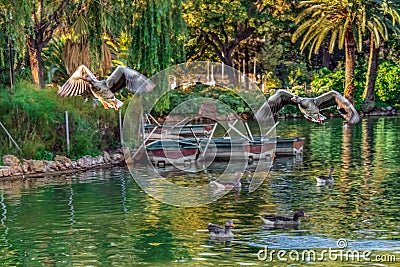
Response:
0,117,399,266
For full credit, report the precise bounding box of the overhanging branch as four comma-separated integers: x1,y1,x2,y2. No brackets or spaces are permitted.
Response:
200,29,223,59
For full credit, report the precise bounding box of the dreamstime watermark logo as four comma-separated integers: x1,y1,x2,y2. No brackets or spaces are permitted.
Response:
122,62,276,207
257,239,397,263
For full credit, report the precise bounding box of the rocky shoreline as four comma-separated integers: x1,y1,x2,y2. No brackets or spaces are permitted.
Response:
0,150,125,179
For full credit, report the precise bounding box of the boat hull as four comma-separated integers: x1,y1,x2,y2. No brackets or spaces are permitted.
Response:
243,137,275,163
199,137,249,161
146,140,198,167
145,135,304,167
275,137,304,157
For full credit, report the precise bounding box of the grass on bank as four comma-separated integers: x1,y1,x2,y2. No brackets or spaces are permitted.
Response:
0,81,121,163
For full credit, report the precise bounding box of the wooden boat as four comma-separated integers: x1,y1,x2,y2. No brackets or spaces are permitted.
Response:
145,136,304,167
143,118,305,167
146,139,199,167
243,136,276,163
199,137,249,161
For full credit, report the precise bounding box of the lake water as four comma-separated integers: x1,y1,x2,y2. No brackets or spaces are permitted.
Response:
0,117,399,266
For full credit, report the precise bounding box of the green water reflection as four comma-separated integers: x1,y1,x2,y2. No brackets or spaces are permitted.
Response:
0,117,399,266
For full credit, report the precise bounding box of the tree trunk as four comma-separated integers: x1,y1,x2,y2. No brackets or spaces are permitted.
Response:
223,49,233,66
362,34,378,112
344,28,356,105
321,42,331,70
8,36,15,88
27,36,45,89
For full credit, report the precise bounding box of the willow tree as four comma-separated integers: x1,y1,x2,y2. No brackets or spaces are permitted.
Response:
128,0,186,76
128,0,186,114
0,0,31,87
292,0,369,104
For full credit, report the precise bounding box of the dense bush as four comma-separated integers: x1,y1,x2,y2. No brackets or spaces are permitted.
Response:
311,62,400,108
0,82,121,160
310,67,366,109
375,61,400,106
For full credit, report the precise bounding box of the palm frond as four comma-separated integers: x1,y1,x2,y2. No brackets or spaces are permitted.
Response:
329,28,338,53
352,23,363,52
314,24,335,54
339,19,348,49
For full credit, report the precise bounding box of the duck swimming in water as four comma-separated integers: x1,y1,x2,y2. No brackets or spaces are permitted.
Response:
316,167,334,186
207,220,235,239
259,210,308,228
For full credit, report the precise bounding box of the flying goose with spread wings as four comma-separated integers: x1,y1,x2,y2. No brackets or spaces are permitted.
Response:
255,89,360,125
57,65,155,110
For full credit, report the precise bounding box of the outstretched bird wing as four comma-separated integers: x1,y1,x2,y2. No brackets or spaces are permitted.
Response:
314,91,360,125
57,65,96,97
255,89,296,120
106,66,155,94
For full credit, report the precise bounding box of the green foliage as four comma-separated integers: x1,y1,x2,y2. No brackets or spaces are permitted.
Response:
153,84,253,117
0,81,120,160
0,0,30,69
270,61,314,89
1,0,399,132
311,67,365,109
286,62,314,87
310,68,345,95
68,119,101,159
309,64,400,109
375,61,400,106
292,0,400,104
42,37,69,84
385,36,400,65
128,0,187,113
129,0,187,76
35,149,55,161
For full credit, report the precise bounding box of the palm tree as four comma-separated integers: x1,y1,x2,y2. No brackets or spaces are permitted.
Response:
362,0,400,112
292,0,368,104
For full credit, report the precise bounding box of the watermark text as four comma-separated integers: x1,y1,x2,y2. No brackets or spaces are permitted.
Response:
257,239,397,263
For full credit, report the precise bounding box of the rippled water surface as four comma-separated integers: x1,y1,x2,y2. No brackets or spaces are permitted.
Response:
0,117,399,266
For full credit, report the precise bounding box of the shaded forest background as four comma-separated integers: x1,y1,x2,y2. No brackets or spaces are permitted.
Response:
1,0,400,160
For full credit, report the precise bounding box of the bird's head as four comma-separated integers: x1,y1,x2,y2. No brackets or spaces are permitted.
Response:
291,95,300,103
78,74,92,82
294,210,308,221
83,74,93,82
226,220,235,228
